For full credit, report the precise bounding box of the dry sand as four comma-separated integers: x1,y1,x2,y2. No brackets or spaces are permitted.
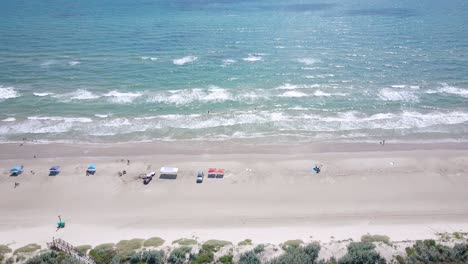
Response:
0,141,467,249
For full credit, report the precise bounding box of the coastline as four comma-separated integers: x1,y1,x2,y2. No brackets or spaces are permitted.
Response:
1,141,467,250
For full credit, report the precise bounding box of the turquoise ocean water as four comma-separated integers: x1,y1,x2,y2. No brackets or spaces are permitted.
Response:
0,0,467,143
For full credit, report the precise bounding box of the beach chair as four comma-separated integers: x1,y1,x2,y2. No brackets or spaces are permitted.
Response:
10,166,23,176
86,164,96,175
49,166,61,176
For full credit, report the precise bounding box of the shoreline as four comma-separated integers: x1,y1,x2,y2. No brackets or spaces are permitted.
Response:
1,141,467,253
1,140,468,160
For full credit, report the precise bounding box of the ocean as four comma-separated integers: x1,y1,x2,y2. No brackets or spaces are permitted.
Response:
0,0,467,143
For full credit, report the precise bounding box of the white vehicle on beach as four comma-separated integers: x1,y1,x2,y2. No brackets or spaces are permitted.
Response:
196,171,204,183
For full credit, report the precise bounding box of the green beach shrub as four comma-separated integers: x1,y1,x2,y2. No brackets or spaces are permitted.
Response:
404,240,468,264
94,243,115,251
116,239,144,258
282,240,304,249
269,242,321,264
337,242,385,264
63,255,82,264
89,247,117,264
168,247,191,264
218,254,233,264
140,250,165,264
361,234,391,245
25,251,57,264
253,244,265,254
172,238,197,246
238,239,253,246
201,240,232,253
76,245,92,256
238,251,261,264
25,251,80,264
143,237,165,248
190,245,214,264
14,244,41,255
0,245,12,255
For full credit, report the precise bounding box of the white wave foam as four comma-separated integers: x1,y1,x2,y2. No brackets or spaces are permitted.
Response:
40,60,57,67
148,87,233,105
141,56,158,61
103,91,142,103
378,88,419,102
95,114,109,118
2,117,15,122
68,89,100,100
391,85,420,89
313,90,347,97
0,86,20,100
297,58,321,65
275,84,320,90
68,61,81,66
437,84,468,98
173,56,198,65
305,74,335,79
33,92,54,97
242,54,262,62
279,91,308,98
222,59,237,66
28,116,93,123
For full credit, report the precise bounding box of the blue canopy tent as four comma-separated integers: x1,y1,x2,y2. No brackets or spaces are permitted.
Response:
10,166,23,176
86,164,96,175
49,166,61,176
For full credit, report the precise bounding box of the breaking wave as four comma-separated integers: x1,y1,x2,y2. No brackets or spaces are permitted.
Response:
33,92,54,97
243,54,262,62
378,88,419,102
0,86,20,101
103,91,143,103
297,58,321,65
173,56,198,65
437,84,468,98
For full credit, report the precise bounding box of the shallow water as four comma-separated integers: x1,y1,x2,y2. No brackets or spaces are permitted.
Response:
0,0,467,143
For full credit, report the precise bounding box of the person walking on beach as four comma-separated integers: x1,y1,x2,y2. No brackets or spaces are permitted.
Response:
14,182,19,188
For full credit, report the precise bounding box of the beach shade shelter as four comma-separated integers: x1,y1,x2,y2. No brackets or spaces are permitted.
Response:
86,164,96,175
216,168,225,178
160,167,178,179
208,168,225,178
10,166,23,176
208,168,217,178
49,166,61,176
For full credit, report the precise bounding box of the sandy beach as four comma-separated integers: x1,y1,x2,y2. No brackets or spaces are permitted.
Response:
0,141,467,249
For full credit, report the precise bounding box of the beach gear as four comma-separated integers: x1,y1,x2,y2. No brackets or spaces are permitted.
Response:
311,166,320,173
49,166,61,176
143,171,156,185
56,215,65,231
160,167,178,179
10,166,23,176
208,168,225,178
86,164,96,175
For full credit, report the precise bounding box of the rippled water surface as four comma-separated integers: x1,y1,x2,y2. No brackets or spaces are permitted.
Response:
0,0,467,143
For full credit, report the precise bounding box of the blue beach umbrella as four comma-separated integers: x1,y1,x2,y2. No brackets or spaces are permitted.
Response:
49,166,61,176
10,166,23,176
10,166,22,172
86,164,96,175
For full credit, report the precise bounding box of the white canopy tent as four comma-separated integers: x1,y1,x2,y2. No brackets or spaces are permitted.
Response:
160,167,178,175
